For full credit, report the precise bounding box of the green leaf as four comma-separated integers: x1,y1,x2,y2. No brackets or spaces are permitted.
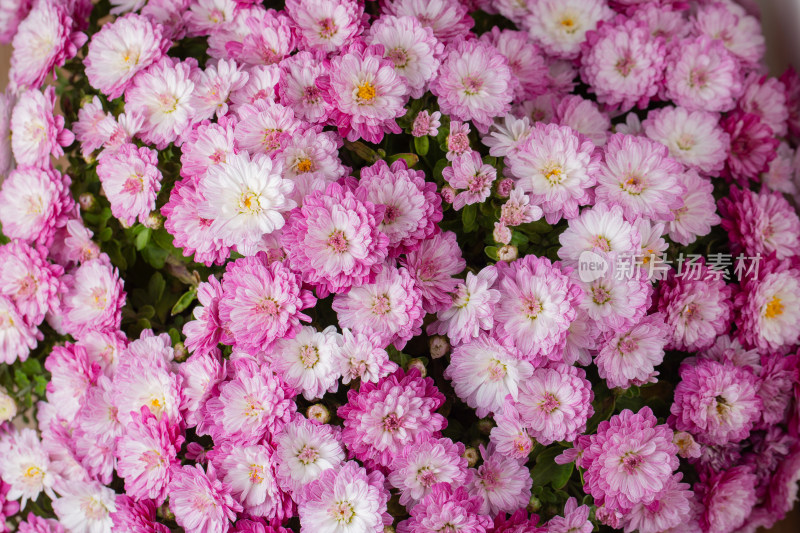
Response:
461,204,478,233
141,244,168,269
14,369,30,389
484,246,498,261
414,136,429,156
33,375,48,397
387,152,419,167
171,287,198,316
98,227,113,242
20,358,42,376
530,447,574,490
139,305,156,319
148,272,166,303
134,227,151,250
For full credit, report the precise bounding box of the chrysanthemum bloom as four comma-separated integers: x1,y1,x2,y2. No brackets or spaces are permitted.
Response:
335,329,396,384
281,182,389,297
9,0,85,89
198,152,296,254
111,496,169,533
397,483,491,533
178,350,224,429
469,444,532,516
412,110,441,137
358,159,442,255
332,264,423,350
695,465,758,533
430,39,513,133
141,0,188,40
734,259,800,351
277,52,331,124
163,178,230,266
719,187,800,261
124,57,197,149
211,443,291,520
179,116,237,177
721,111,779,185
621,474,693,533
277,129,346,205
668,169,720,246
275,416,345,495
52,480,116,533
499,188,543,227
73,96,114,159
670,359,760,446
739,73,789,138
0,241,62,325
495,254,581,360
113,358,183,432
18,512,67,533
338,368,445,469
0,0,32,44
116,407,184,505
762,142,798,196
367,15,442,99
445,120,471,161
98,110,144,153
481,114,533,158
388,436,468,509
442,151,497,210
756,351,799,428
60,256,125,339
490,401,534,461
481,28,549,101
557,203,640,267
429,266,500,346
44,342,101,423
577,263,652,333
663,36,743,113
84,13,169,99
298,461,390,533
268,325,341,401
781,66,800,138
580,16,665,111
400,231,465,314
554,94,611,147
0,428,56,507
506,123,598,224
10,87,74,168
657,262,733,352
523,0,612,59
285,0,363,53
382,0,473,44
234,100,301,156
224,9,296,68
319,43,407,143
571,407,679,512
595,313,670,389
168,464,242,533
191,59,249,121
218,253,314,353
444,335,533,418
517,362,593,444
184,0,235,36
692,1,765,67
96,143,162,226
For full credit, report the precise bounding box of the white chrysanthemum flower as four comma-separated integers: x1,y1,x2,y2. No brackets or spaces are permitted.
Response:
269,325,342,401
524,0,612,59
52,480,116,533
275,416,345,494
0,428,57,507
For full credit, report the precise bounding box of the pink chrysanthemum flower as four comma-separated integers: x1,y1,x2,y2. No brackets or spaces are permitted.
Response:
499,188,543,227
320,43,407,143
179,350,224,429
490,401,534,461
734,259,800,351
234,100,300,156
430,39,514,133
218,253,314,353
0,240,62,325
397,483,491,533
335,328,396,384
298,461,391,533
412,110,441,137
44,342,100,421
285,0,363,53
663,36,743,113
572,407,679,511
595,313,670,389
781,66,800,138
669,169,720,246
124,57,197,149
481,28,549,101
721,111,779,185
429,266,500,346
482,114,533,158
168,464,242,533
0,0,32,44
18,511,67,533
191,59,249,121
281,182,389,297
739,72,789,138
163,178,230,266
444,335,533,418
382,0,474,44
268,325,341,401
52,480,117,533
277,52,330,124
204,359,296,445
400,230,465,314
446,120,471,161
0,295,39,363
367,15,442,99
388,436,468,509
338,368,445,469
142,0,188,41
692,1,765,67
762,142,798,196
198,151,296,254
580,16,665,111
274,416,345,495
443,151,497,210
73,96,113,159
179,117,236,180
61,257,125,339
517,362,593,445
495,254,582,360
576,260,652,333
111,496,170,533
224,9,295,68
113,358,182,430
469,444,532,516
96,143,162,226
621,475,693,533
84,13,169,99
524,0,612,59
11,87,74,168
184,0,236,37
9,0,85,90
116,407,184,505
719,187,800,261
332,264,423,350
596,134,684,223
696,466,758,533
98,111,144,153
0,428,56,507
227,64,278,112
756,351,799,427
557,203,641,267
657,262,733,352
277,129,346,205
670,359,761,446
506,122,598,224
555,94,611,147
358,159,441,255
642,106,730,175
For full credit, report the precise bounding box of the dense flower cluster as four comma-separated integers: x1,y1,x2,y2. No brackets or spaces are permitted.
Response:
0,1,798,533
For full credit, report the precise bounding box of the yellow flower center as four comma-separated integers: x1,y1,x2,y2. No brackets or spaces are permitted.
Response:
357,82,376,102
24,466,43,480
765,296,784,319
296,158,313,173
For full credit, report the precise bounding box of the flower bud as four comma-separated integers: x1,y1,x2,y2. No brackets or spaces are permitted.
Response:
429,336,450,359
0,388,17,423
497,244,518,262
463,447,479,467
407,358,427,377
496,178,514,198
307,404,331,424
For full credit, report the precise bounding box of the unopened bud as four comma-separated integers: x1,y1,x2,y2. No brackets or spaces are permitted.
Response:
78,193,97,211
441,185,456,204
527,495,541,513
429,336,449,359
496,178,514,198
307,404,331,424
0,388,17,423
407,358,427,377
497,244,518,262
173,342,188,362
493,222,512,245
463,447,479,467
143,212,164,230
477,418,494,435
